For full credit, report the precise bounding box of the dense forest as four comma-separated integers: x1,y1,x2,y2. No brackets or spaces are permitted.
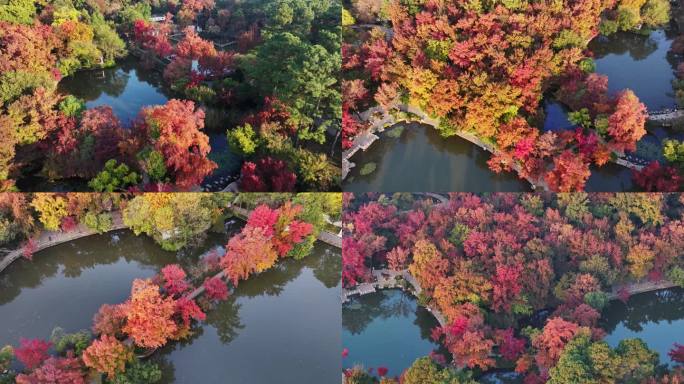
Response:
341,0,681,191
343,192,684,383
0,0,341,192
0,192,341,382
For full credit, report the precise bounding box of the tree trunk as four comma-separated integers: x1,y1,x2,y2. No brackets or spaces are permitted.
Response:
330,129,341,158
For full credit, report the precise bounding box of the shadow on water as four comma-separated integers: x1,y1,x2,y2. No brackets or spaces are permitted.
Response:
589,29,677,111
539,99,638,191
57,57,170,125
479,288,684,382
342,289,441,378
541,101,574,132
601,287,684,366
54,57,241,189
585,163,637,191
344,119,639,192
343,29,675,193
344,123,531,192
153,243,341,384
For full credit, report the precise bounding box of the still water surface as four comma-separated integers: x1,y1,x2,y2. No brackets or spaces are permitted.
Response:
0,226,236,347
589,29,677,111
58,58,170,124
0,225,341,383
343,288,684,380
602,287,684,366
155,244,341,383
54,58,240,189
342,289,440,377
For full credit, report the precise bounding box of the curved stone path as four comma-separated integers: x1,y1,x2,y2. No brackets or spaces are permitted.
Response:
342,104,550,190
342,21,673,185
608,279,678,299
0,212,125,274
343,103,649,186
342,268,447,328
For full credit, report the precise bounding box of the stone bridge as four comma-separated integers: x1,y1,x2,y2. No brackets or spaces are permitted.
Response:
648,108,684,124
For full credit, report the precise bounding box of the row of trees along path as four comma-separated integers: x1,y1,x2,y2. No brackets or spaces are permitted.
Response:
342,25,673,186
0,206,342,274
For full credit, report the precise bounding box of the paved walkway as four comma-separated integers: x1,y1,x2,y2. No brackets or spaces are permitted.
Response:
344,103,653,185
124,206,340,355
343,19,661,180
608,279,678,299
0,203,341,276
648,109,684,124
343,104,550,189
0,212,125,274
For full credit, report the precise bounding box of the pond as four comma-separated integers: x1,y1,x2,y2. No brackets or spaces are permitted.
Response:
589,29,677,111
57,57,170,124
480,287,684,382
343,123,532,192
0,222,242,348
602,287,684,366
154,243,341,383
541,101,574,132
585,163,636,191
345,28,682,193
0,223,341,383
343,121,637,192
54,57,241,190
342,289,441,378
